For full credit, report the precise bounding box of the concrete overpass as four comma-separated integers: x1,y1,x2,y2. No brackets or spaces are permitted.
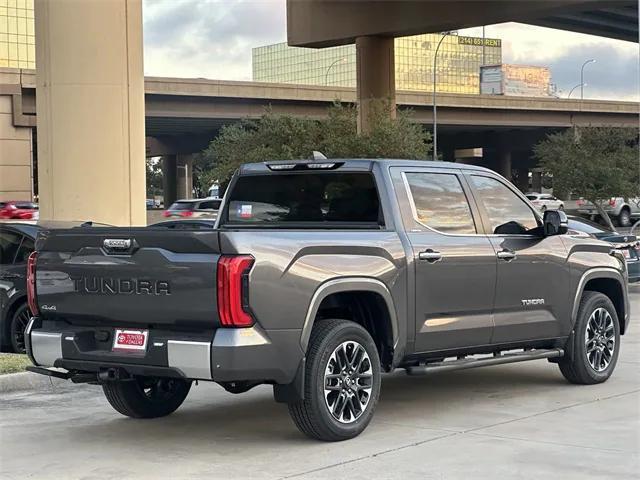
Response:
2,67,638,202
287,0,638,133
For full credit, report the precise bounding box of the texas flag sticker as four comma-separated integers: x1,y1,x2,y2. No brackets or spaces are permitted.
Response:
239,204,252,218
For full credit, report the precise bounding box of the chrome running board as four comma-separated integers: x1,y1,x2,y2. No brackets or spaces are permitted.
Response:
406,348,564,375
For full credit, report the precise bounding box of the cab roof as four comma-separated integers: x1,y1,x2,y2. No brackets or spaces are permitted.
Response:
240,158,496,175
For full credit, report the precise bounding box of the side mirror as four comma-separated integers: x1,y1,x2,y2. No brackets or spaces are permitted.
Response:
543,209,568,236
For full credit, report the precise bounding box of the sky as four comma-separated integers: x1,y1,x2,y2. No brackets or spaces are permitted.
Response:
142,0,639,101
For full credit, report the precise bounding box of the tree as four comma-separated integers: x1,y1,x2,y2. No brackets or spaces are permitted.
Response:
534,126,639,230
198,101,431,186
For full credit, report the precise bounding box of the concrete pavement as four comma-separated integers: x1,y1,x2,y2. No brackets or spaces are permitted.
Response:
1,291,638,479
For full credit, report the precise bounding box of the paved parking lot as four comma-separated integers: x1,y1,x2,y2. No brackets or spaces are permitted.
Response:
1,290,639,480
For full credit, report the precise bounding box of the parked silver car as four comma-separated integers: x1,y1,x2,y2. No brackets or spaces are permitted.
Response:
576,197,640,227
526,193,564,212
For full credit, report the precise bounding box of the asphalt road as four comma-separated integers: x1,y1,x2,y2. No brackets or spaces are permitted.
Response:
1,291,639,480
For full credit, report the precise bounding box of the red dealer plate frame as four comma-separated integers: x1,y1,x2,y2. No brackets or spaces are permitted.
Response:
112,329,149,352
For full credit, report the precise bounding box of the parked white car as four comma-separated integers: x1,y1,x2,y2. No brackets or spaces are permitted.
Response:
526,193,564,212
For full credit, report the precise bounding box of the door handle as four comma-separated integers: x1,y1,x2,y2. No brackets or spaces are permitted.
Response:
419,249,442,263
497,249,517,261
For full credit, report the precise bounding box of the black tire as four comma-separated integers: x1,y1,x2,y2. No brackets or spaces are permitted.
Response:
617,208,631,227
9,303,30,354
541,205,547,212
558,204,565,211
559,291,620,385
288,319,381,441
102,377,191,419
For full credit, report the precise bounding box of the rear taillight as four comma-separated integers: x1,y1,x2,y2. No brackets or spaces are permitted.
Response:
27,251,39,316
609,198,617,207
217,255,254,327
181,211,193,217
576,199,585,206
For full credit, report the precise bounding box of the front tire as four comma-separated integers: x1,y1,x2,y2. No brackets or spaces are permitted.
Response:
288,319,381,441
102,377,191,418
559,291,620,385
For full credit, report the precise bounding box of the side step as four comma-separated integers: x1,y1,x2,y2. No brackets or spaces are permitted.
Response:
406,348,564,375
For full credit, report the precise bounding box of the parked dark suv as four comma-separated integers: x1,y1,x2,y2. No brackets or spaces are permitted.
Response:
26,160,629,441
0,223,38,353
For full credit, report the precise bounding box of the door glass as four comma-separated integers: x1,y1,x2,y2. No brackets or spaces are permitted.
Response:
0,230,22,264
14,236,34,264
471,175,539,234
405,172,476,234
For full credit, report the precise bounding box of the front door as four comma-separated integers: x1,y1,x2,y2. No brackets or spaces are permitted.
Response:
467,174,571,343
392,168,497,353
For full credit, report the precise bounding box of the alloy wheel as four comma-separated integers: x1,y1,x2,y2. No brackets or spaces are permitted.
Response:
11,306,31,353
323,340,373,424
585,307,615,372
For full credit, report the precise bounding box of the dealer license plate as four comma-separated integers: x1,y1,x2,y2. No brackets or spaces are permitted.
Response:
112,329,148,352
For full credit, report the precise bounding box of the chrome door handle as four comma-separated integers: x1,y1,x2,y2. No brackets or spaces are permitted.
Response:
419,249,442,262
497,249,516,261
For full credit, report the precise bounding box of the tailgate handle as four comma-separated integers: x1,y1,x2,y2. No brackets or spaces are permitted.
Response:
103,238,138,255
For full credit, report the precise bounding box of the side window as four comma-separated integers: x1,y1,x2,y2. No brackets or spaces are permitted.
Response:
470,175,539,234
14,236,34,264
0,230,23,265
404,172,476,234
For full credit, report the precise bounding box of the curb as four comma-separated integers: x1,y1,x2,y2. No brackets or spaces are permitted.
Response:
0,371,72,394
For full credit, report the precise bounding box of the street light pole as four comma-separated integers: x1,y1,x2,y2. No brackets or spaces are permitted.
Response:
325,58,347,86
433,31,452,161
568,83,585,99
580,59,596,100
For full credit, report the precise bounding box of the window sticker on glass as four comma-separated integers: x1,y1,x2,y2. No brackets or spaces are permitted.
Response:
238,204,253,218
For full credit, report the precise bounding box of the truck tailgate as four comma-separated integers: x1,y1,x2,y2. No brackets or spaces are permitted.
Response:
35,227,221,330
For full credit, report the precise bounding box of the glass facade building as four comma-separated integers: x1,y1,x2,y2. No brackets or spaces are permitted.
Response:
0,0,35,69
253,34,502,94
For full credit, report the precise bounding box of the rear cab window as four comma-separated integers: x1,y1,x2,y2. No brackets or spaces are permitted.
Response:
221,172,383,228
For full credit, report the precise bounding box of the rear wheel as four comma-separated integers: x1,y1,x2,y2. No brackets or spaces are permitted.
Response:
102,377,191,418
559,291,620,384
617,208,631,227
9,303,30,354
288,319,381,441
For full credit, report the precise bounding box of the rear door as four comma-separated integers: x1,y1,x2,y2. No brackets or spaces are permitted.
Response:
466,174,570,343
391,167,496,353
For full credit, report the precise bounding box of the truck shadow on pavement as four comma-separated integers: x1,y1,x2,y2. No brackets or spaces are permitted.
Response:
68,363,568,445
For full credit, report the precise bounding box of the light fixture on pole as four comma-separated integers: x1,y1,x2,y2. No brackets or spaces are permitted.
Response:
580,59,596,100
433,31,454,161
325,57,347,86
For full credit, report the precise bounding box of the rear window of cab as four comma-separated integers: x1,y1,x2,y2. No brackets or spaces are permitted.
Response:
222,172,382,227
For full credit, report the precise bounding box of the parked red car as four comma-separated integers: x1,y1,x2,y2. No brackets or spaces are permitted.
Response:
0,201,39,220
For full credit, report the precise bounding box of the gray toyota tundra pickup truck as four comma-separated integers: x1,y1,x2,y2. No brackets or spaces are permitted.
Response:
25,159,630,441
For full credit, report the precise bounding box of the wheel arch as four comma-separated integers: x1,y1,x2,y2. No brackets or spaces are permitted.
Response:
573,268,627,334
301,278,399,370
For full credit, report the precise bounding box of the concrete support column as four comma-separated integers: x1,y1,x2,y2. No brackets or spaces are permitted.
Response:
161,155,177,207
531,170,543,192
35,0,146,225
176,154,193,200
356,36,395,133
497,148,512,181
513,168,529,192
